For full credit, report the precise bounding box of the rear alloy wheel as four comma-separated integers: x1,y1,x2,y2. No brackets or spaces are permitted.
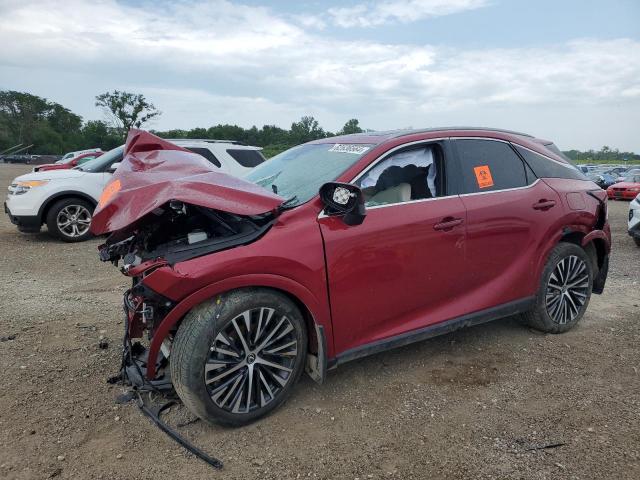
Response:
171,289,307,426
520,242,593,333
45,198,94,242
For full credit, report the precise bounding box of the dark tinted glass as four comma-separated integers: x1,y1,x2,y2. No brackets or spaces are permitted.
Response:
514,145,588,181
227,149,266,168
186,147,221,168
78,146,124,172
455,139,529,194
543,143,574,163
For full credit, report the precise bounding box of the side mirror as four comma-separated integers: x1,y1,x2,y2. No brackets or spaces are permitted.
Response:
319,182,366,226
108,162,121,173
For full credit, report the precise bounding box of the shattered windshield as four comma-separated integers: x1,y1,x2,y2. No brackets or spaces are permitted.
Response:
243,143,373,206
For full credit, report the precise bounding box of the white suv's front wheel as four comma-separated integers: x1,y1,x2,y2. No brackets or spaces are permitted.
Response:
45,198,94,242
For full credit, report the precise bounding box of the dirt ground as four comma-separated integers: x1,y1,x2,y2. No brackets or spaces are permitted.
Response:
0,163,638,480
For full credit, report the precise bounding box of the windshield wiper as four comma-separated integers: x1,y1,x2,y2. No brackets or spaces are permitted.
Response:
278,195,299,211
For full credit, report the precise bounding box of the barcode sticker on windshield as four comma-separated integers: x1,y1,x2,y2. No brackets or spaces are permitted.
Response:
329,144,370,154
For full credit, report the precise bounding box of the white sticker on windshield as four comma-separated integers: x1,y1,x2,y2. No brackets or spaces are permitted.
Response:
328,144,370,154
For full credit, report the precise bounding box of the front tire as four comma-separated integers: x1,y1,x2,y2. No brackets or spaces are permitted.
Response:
521,243,593,333
634,237,640,247
45,198,94,242
171,288,307,427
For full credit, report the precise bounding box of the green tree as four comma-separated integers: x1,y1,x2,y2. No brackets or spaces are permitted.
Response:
81,120,121,151
289,115,325,144
0,90,50,147
339,118,363,135
95,90,161,139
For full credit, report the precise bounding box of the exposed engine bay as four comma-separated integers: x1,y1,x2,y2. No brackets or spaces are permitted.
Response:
98,199,276,268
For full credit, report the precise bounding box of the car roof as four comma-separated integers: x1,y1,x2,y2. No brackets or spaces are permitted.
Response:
308,126,577,166
310,126,540,145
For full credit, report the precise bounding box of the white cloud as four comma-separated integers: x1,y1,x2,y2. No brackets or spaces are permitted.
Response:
0,0,639,150
326,0,489,28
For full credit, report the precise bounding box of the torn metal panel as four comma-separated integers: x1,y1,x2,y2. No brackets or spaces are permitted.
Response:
90,129,283,236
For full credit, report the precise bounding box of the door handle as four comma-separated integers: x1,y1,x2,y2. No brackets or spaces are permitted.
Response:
532,199,556,211
433,217,463,231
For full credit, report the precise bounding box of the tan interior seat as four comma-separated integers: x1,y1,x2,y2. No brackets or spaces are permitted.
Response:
367,183,411,205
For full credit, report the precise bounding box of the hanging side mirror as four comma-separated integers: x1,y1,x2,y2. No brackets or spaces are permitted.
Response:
319,182,366,226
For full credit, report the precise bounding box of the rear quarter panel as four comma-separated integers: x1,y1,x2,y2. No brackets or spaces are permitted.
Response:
534,177,607,278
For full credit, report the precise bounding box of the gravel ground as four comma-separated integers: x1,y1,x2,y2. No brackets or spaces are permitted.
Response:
0,163,638,480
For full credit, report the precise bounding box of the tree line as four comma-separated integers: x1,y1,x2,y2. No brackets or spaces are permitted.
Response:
563,146,640,163
0,90,363,158
1,89,636,160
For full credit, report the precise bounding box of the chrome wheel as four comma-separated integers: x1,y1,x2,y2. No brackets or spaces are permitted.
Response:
56,205,91,238
204,307,298,414
545,255,589,324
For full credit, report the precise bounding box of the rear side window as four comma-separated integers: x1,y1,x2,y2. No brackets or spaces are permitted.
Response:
455,139,530,194
514,145,587,181
227,149,266,168
186,147,221,168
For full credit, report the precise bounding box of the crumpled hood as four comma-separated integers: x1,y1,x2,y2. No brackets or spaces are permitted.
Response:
90,130,283,235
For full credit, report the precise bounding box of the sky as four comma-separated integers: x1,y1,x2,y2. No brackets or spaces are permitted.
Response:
1,0,639,151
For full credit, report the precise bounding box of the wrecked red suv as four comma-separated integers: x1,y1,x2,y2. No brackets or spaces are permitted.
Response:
93,128,611,426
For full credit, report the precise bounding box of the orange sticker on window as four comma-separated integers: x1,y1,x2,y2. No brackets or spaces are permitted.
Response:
473,165,494,188
98,179,121,208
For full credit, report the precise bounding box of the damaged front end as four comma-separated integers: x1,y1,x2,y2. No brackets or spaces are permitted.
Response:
93,130,284,391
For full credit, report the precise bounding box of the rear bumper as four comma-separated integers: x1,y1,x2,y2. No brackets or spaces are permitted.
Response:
4,202,40,232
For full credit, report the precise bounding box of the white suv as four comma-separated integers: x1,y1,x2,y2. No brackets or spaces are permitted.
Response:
4,139,266,242
629,193,640,247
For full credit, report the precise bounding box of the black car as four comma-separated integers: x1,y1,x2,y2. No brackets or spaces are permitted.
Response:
587,172,617,189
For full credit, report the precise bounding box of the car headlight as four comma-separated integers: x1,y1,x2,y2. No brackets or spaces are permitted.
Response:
13,180,49,195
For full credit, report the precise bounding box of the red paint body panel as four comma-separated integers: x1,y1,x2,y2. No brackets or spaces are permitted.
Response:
318,197,467,353
141,202,331,378
459,180,564,310
90,130,282,235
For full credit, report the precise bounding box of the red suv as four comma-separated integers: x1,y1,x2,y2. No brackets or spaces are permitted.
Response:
93,128,611,426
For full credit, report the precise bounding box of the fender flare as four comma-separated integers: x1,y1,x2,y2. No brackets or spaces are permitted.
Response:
581,229,610,252
145,273,329,379
37,190,98,222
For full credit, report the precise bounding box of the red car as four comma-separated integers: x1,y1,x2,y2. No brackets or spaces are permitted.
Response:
93,128,611,426
34,151,103,172
607,173,640,200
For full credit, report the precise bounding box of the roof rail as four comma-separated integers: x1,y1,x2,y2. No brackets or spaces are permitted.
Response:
168,138,246,145
343,126,535,139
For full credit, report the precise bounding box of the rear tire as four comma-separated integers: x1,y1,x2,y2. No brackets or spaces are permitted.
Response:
171,288,307,427
634,237,640,247
45,198,94,242
520,243,593,333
